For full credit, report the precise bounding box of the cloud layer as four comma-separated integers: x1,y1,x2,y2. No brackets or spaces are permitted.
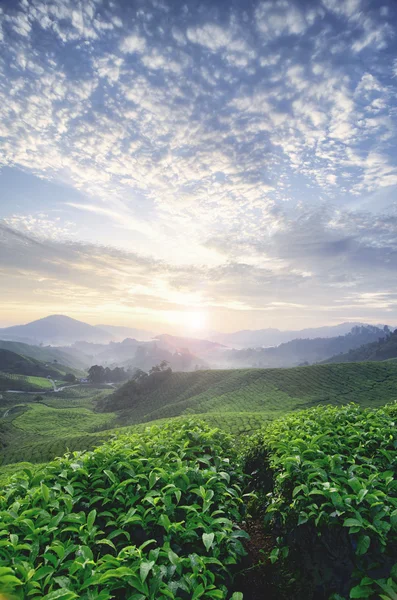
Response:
1,0,397,330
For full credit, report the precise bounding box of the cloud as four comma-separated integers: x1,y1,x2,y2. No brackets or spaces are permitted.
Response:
1,0,397,328
255,0,322,39
186,23,233,51
119,33,146,54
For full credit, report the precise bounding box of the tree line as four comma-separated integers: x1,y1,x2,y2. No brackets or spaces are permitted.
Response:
87,365,129,384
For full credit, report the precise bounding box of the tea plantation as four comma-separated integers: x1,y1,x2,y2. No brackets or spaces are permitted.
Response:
0,363,396,599
99,362,397,424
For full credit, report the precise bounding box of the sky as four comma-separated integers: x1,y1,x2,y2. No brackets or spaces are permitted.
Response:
1,0,397,334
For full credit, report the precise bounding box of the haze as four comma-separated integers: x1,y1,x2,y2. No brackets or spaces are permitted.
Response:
1,0,397,334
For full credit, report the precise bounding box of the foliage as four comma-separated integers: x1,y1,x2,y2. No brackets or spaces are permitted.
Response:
0,421,247,599
149,361,172,375
88,365,128,384
242,403,397,599
0,411,271,467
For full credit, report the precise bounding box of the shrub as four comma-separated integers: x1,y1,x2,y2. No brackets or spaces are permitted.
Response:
242,404,397,599
0,421,248,599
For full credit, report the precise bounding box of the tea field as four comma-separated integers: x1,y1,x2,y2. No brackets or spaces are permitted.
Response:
2,362,397,470
100,362,397,424
0,372,54,392
0,405,396,600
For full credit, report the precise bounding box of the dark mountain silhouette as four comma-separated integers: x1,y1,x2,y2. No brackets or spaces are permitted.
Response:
323,327,397,364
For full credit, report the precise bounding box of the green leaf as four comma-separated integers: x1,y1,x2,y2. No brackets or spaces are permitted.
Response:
192,584,205,599
0,575,22,585
87,509,96,530
231,594,244,600
356,535,370,556
202,532,215,552
42,590,78,600
168,549,179,566
344,518,363,528
41,483,50,502
140,560,155,583
103,470,116,484
349,585,373,598
33,566,54,581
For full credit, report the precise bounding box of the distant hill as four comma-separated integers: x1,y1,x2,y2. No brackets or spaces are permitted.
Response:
154,334,225,355
98,361,397,426
210,322,388,349
0,348,85,379
0,339,89,370
0,315,114,345
96,324,155,342
324,328,397,364
220,325,389,368
0,348,65,379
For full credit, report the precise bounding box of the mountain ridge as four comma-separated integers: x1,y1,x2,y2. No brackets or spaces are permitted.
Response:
0,315,114,345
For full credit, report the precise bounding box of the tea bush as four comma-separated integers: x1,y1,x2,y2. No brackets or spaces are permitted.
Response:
243,403,397,599
0,421,248,599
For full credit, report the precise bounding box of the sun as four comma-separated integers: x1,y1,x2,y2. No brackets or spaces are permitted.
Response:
185,311,207,331
163,309,208,334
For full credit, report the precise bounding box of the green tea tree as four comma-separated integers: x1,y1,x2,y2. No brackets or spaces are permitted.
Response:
242,403,397,599
0,421,248,599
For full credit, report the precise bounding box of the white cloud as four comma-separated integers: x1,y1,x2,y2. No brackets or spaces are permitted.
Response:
119,33,146,54
255,0,320,38
187,23,233,51
1,0,397,329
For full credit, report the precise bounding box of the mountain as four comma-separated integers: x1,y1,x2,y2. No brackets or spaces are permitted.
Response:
154,334,225,355
217,325,388,368
210,322,386,349
0,315,114,345
324,328,397,364
96,324,155,342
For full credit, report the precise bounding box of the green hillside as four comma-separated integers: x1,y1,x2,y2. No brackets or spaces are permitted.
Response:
100,362,397,425
0,338,88,371
0,347,84,380
324,328,397,364
0,372,54,392
2,361,397,470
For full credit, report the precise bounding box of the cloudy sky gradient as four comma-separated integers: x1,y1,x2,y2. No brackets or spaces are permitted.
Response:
1,0,397,332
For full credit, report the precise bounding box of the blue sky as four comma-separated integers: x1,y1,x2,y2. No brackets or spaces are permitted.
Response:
1,0,397,332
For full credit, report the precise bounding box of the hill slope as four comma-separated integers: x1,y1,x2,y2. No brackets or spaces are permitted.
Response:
99,362,397,425
2,362,397,468
324,328,397,364
0,339,89,370
0,348,78,379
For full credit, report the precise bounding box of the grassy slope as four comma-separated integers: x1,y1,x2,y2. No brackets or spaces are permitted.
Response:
0,372,54,391
0,339,88,371
102,362,397,424
2,362,397,469
0,386,116,465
